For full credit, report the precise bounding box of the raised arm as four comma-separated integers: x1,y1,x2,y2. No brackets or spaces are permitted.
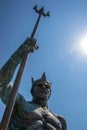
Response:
0,38,38,95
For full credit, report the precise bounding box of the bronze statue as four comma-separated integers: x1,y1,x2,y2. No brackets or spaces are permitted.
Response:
0,37,67,130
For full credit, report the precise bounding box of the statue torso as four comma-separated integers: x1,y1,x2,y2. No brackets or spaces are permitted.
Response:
8,101,62,130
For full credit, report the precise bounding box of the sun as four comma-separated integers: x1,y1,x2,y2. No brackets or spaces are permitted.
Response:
79,35,87,55
71,34,87,57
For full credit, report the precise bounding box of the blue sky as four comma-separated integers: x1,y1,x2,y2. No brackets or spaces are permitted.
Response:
0,0,87,130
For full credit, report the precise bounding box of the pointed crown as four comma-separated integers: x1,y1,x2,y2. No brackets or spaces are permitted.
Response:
32,72,50,85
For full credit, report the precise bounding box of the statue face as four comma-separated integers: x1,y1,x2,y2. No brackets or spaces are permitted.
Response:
33,81,51,100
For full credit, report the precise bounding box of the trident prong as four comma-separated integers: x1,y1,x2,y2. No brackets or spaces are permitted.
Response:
33,5,50,17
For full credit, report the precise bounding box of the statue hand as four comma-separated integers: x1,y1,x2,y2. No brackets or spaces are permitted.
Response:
43,113,62,130
18,37,39,56
24,37,39,52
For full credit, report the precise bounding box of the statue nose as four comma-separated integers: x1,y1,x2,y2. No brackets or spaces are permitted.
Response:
41,84,46,89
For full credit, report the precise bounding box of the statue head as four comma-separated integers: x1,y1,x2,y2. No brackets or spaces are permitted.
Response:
30,72,51,101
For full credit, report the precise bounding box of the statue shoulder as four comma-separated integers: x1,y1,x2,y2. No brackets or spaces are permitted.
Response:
57,115,67,130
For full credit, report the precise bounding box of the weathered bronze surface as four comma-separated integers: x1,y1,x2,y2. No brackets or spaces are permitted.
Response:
0,38,67,130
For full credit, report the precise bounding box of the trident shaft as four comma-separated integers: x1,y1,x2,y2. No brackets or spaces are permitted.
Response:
0,5,50,130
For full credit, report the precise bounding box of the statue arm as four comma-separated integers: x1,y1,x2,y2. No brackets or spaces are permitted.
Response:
0,38,38,96
1,82,26,106
0,49,23,89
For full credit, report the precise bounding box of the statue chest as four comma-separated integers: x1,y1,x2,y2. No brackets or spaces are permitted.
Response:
10,102,62,130
18,102,51,120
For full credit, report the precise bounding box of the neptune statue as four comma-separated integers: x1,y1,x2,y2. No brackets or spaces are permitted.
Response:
0,38,67,130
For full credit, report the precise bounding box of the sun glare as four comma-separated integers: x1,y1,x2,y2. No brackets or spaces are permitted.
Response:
70,34,87,57
79,35,87,55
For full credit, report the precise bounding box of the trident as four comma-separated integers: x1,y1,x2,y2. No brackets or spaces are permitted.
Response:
0,5,50,130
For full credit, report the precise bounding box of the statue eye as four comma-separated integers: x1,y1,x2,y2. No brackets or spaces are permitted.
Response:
37,83,50,89
38,83,43,87
45,84,50,89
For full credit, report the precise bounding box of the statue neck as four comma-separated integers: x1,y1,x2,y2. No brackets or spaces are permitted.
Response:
32,98,48,107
